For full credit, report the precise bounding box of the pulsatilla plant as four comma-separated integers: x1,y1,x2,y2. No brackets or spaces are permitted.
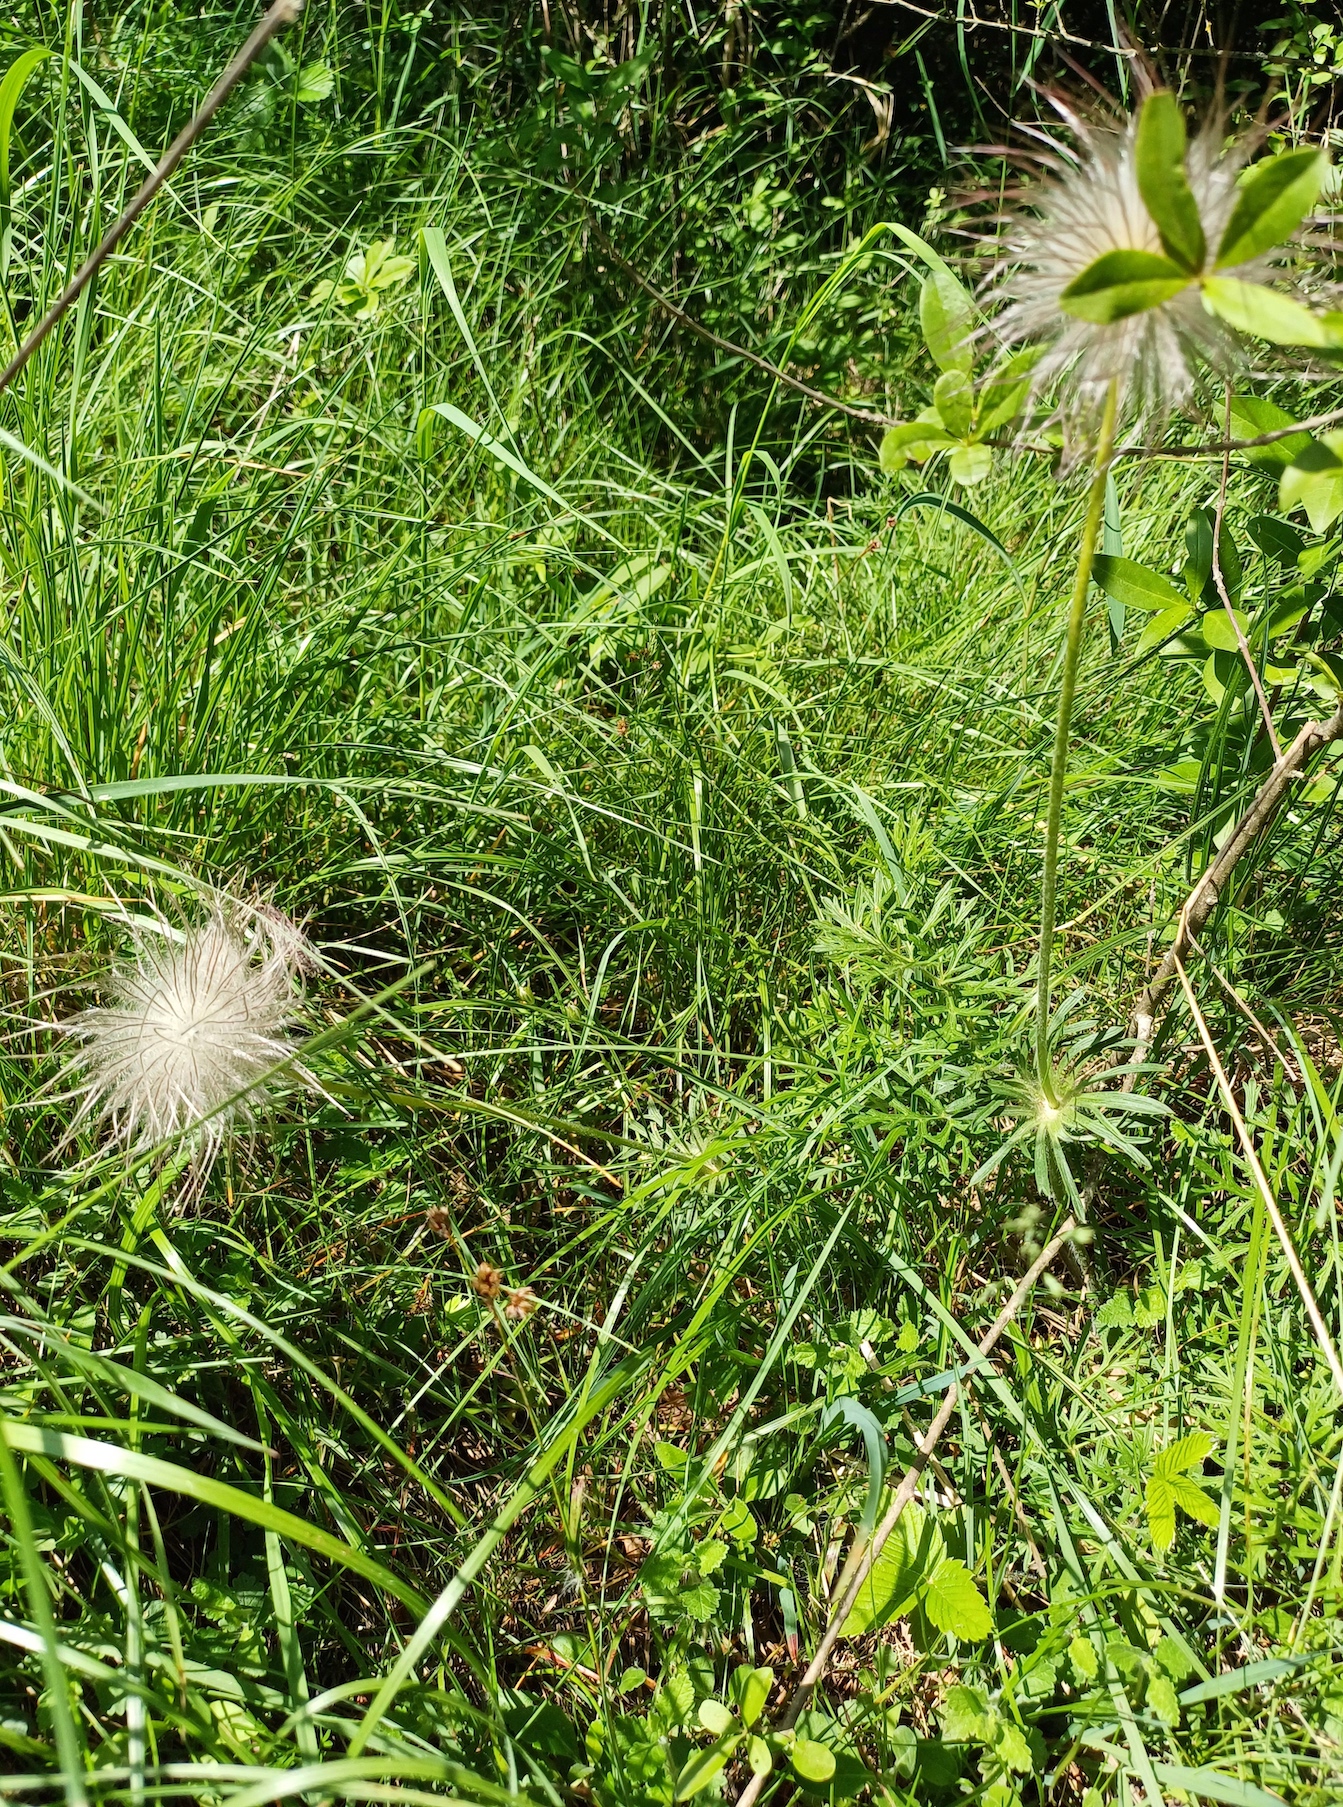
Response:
984,89,1335,1119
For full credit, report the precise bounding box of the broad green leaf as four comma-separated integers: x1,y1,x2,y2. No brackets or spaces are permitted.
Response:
1216,148,1326,269
1229,394,1311,474
976,349,1038,433
747,1736,772,1776
1247,512,1306,567
1135,601,1195,655
949,443,993,486
1091,554,1187,612
919,270,975,374
731,1665,773,1729
675,1736,737,1800
921,1559,993,1641
933,368,974,437
841,1502,942,1634
696,1537,728,1576
1280,435,1343,533
679,1579,720,1620
1202,278,1331,346
1135,91,1206,272
1060,249,1190,322
698,1699,735,1737
879,420,952,472
1200,608,1250,652
792,1739,836,1784
1149,1761,1290,1807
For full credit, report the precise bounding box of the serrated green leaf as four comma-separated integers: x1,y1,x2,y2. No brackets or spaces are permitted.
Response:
841,1502,942,1634
295,60,334,103
1202,278,1331,346
1060,249,1190,323
1156,1432,1214,1476
1170,1475,1221,1529
1135,91,1206,272
1069,1636,1100,1681
1097,1292,1135,1327
939,1684,991,1743
919,270,976,374
991,1719,1035,1774
1216,148,1326,269
679,1579,720,1620
1147,1473,1177,1551
922,1558,993,1641
1092,555,1187,612
696,1537,728,1576
1148,1673,1181,1727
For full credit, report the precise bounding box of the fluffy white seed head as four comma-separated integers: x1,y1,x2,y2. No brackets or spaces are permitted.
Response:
59,902,311,1173
991,112,1252,447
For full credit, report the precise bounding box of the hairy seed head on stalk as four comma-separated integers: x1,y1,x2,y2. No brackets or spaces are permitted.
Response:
58,900,312,1175
990,108,1287,449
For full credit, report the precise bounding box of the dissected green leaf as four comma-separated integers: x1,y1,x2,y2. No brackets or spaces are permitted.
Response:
1135,91,1206,272
1216,148,1327,269
939,1684,991,1742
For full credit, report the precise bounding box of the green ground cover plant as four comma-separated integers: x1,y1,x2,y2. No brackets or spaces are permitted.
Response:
1,3,1343,1805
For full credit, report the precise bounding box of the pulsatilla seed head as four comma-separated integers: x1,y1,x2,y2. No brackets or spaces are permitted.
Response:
504,1286,538,1322
472,1262,504,1300
58,898,312,1177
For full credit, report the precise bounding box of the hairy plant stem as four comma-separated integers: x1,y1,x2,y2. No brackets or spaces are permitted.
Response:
1035,378,1119,1098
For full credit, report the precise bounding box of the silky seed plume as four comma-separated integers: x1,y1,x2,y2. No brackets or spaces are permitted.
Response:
59,900,312,1173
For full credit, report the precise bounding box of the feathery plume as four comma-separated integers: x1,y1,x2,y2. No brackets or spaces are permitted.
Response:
988,97,1331,449
993,116,1240,441
58,899,312,1173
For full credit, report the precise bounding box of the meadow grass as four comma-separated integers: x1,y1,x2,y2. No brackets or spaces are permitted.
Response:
1,4,1342,1804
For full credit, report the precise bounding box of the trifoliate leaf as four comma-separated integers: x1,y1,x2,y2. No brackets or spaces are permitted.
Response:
922,1558,993,1641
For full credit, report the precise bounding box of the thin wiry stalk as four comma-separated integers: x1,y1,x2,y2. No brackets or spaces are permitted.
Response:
1035,376,1119,1098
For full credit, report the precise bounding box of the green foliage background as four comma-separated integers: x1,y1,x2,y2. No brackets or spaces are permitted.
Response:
0,2,1341,1804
